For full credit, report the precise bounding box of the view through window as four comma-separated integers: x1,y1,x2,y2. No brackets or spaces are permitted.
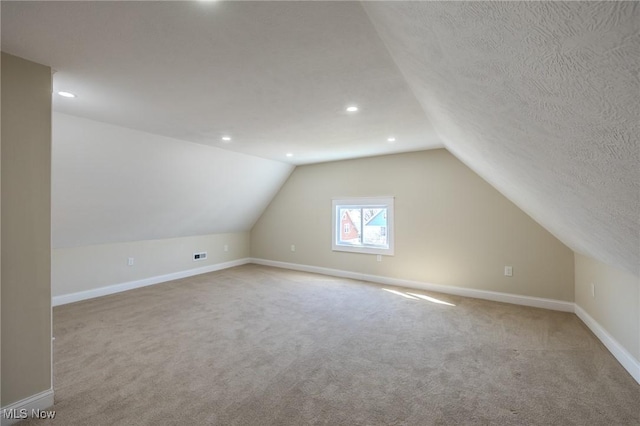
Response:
332,197,394,255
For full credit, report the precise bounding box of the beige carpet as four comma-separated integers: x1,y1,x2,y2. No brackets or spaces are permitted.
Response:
21,264,639,425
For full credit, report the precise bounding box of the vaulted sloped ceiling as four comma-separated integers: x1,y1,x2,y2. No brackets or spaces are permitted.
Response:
1,1,441,165
364,2,639,276
51,112,294,248
2,1,638,274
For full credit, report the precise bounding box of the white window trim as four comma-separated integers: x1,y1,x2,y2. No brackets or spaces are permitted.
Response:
332,197,395,256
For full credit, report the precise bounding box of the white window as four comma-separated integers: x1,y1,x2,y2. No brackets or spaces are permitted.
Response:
332,197,394,255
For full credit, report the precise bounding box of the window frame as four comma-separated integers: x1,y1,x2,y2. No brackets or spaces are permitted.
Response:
332,197,395,256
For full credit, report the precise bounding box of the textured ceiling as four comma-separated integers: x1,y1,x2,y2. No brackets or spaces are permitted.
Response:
1,1,441,165
363,1,639,276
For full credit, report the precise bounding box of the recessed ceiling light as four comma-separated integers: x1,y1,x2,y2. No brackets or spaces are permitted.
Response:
286,153,293,157
346,105,359,113
221,136,231,142
387,137,396,143
57,91,76,98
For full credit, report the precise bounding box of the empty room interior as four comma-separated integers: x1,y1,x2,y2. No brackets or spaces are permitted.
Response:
1,1,639,425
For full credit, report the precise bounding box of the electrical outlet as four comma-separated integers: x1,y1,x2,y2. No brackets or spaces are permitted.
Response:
127,257,134,266
376,254,382,262
504,266,513,277
291,244,296,252
224,245,229,252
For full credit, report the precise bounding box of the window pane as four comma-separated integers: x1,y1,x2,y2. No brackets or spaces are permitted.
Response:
338,208,361,245
362,208,388,247
332,197,394,256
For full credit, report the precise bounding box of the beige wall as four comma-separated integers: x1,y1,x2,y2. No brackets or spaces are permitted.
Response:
53,232,250,298
1,53,52,405
575,253,639,361
251,149,574,301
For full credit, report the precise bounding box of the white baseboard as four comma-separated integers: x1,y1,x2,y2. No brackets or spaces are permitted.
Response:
249,258,575,312
575,304,640,384
52,258,251,306
250,258,639,385
49,257,639,386
1,389,54,426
